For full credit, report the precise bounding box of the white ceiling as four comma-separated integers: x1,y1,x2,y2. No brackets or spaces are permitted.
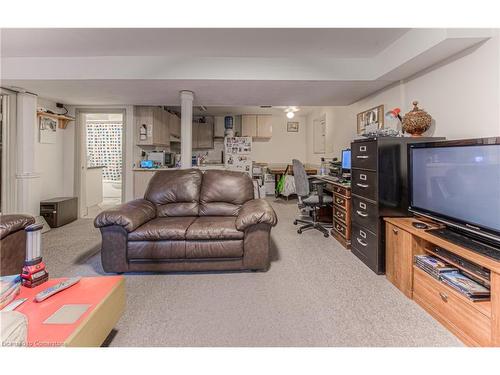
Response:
1,28,409,58
0,29,492,106
175,106,317,117
4,79,391,106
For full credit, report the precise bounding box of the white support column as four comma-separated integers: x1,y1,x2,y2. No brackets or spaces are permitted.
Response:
180,90,194,169
15,92,41,215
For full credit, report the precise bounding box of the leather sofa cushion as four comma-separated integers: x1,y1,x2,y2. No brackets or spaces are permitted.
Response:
145,169,202,216
128,217,196,241
199,170,254,216
128,241,186,259
186,240,243,258
127,240,243,260
0,214,35,240
186,216,244,240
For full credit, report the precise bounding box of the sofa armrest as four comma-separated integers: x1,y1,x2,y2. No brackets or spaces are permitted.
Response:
236,199,277,231
0,214,35,240
94,199,156,232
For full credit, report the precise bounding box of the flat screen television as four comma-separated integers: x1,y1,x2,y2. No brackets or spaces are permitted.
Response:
341,149,351,170
408,138,500,246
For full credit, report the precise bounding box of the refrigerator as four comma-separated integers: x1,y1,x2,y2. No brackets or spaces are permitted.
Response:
224,136,252,177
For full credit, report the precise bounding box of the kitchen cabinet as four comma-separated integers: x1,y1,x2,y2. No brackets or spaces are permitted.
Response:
192,118,214,149
214,116,225,138
256,115,273,138
133,170,156,199
242,115,257,137
136,106,169,146
241,114,272,139
169,112,181,138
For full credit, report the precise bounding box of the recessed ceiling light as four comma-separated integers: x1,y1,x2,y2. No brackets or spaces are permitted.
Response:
284,106,300,118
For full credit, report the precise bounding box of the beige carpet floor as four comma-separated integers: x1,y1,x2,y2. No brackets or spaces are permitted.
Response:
41,198,462,347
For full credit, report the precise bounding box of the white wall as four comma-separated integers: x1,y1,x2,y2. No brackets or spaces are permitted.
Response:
36,98,67,201
305,106,355,166
252,114,307,164
306,32,500,165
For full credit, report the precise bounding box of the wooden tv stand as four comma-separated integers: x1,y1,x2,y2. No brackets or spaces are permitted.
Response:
384,217,500,347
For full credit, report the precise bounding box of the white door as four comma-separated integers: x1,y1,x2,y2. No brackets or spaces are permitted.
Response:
313,118,326,154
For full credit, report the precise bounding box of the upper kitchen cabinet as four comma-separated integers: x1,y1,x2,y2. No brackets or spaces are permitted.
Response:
214,116,225,138
256,115,273,138
136,106,169,146
241,114,272,139
169,112,181,138
192,117,214,149
242,115,257,137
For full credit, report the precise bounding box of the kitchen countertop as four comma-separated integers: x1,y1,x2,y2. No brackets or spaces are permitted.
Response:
133,164,226,172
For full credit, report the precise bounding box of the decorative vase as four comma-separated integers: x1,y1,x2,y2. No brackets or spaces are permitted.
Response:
402,101,432,136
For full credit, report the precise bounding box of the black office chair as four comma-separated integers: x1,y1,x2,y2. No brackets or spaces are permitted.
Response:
292,159,333,237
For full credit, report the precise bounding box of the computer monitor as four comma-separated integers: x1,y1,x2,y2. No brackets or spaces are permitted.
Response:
341,149,351,170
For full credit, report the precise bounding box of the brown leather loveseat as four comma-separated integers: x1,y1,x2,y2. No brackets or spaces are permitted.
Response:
95,169,277,273
0,214,35,276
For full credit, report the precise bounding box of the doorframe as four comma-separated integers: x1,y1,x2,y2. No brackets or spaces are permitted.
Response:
0,88,18,214
74,108,126,217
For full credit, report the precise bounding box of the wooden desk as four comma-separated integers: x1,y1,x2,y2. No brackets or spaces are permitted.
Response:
316,177,352,249
384,217,500,347
15,276,125,347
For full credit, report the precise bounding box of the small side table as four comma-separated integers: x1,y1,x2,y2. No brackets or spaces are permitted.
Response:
14,276,125,347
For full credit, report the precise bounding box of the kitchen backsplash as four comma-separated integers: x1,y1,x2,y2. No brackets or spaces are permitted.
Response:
193,139,225,163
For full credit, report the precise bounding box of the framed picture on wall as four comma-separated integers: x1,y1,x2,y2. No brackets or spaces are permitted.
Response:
357,105,384,135
39,115,58,144
287,121,299,132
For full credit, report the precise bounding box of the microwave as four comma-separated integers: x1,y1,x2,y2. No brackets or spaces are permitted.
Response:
147,151,175,167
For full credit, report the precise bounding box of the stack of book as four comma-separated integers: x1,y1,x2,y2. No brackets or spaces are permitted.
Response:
415,255,458,280
0,275,22,310
441,271,491,301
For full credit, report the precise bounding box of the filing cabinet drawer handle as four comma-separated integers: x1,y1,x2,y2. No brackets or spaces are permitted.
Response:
356,155,369,159
356,238,368,247
392,228,398,235
356,210,368,217
439,292,448,302
356,183,369,188
336,197,344,204
336,211,344,218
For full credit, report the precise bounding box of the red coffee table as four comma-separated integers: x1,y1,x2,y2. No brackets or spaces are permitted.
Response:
14,275,125,347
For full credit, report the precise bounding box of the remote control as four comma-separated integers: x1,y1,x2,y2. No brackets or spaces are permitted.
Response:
34,277,81,302
2,298,27,312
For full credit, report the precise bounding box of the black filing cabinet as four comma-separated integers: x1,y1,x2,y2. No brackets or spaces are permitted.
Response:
350,136,444,274
40,197,78,228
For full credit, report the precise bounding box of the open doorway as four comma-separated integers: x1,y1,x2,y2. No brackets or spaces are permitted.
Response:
77,110,124,217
